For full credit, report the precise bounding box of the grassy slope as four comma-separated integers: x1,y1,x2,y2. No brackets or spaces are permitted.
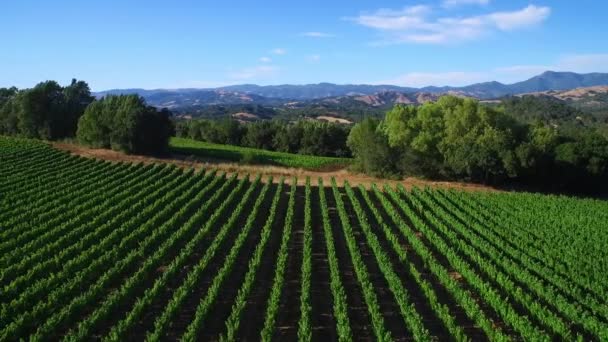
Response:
169,137,351,170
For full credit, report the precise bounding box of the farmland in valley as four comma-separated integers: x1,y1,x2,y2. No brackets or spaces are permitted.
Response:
1,136,608,341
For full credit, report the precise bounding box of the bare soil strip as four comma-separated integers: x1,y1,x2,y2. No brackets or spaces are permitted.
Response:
52,142,500,192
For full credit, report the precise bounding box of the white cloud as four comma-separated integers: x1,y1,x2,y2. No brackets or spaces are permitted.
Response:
307,54,321,63
301,32,335,38
350,4,550,44
271,48,287,55
487,5,551,31
229,65,279,80
378,71,488,87
259,57,272,63
372,5,432,17
352,7,433,31
442,0,489,8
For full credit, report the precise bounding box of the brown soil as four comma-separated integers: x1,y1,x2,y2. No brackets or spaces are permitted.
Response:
448,272,463,280
52,142,500,192
316,116,353,124
324,187,374,341
270,187,303,340
308,187,338,340
521,85,608,101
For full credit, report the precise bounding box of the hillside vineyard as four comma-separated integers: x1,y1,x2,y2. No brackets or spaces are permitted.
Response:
1,137,608,341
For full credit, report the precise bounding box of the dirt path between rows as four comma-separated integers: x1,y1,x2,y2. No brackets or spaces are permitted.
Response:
52,142,500,192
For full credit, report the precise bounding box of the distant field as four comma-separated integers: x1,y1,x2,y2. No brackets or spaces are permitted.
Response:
2,136,608,341
169,137,351,170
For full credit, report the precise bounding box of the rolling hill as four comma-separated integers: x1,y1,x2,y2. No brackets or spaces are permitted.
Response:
94,72,608,123
95,72,608,108
518,85,608,120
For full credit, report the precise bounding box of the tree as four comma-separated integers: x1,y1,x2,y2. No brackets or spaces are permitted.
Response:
273,123,303,153
62,79,95,137
0,88,19,135
502,95,593,125
134,108,173,153
0,87,17,106
174,118,351,158
435,97,523,183
515,123,558,180
215,119,245,145
242,121,278,150
381,103,444,177
76,100,110,148
0,80,93,140
77,95,173,154
347,118,396,177
17,81,65,139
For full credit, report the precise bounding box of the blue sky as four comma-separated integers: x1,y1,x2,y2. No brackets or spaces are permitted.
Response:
1,0,607,91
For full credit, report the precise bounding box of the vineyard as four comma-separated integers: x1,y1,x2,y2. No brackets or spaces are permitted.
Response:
1,136,608,341
170,137,351,170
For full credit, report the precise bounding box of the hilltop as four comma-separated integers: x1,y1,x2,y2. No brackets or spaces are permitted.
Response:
95,71,608,108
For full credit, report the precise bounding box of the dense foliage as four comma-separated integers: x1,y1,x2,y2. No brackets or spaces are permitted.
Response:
174,104,279,119
348,96,608,192
171,100,384,121
77,94,173,154
3,79,607,192
2,137,607,341
175,118,351,158
500,95,595,125
0,80,173,155
566,92,608,122
275,101,385,121
0,79,94,139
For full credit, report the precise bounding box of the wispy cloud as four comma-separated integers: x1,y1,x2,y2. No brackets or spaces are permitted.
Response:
259,57,272,63
495,54,608,77
442,0,489,8
301,31,335,38
229,65,279,80
494,64,550,75
271,48,287,55
372,5,432,17
487,5,551,30
555,54,608,73
377,71,488,87
306,54,321,63
349,4,550,45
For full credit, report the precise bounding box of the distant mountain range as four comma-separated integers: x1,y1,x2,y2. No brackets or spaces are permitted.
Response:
95,71,608,110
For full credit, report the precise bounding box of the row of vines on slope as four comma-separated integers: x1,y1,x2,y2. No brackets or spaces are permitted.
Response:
1,136,607,341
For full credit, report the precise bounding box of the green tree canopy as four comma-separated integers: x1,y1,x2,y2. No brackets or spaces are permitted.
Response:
175,118,351,158
347,117,395,177
77,94,173,154
0,79,93,139
348,95,608,191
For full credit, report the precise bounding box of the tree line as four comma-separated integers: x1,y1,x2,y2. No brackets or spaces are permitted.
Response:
348,96,608,193
2,79,607,193
0,80,94,139
0,80,173,154
175,119,351,158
